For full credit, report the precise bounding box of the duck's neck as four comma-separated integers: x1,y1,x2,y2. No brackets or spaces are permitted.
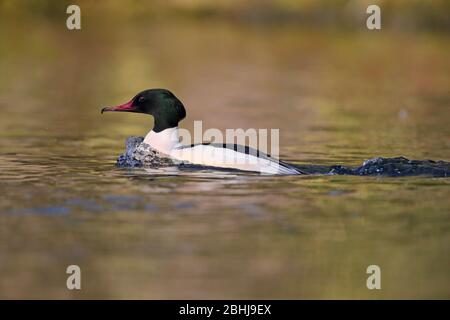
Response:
143,127,180,155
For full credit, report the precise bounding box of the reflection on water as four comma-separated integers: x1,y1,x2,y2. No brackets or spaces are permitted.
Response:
0,14,449,298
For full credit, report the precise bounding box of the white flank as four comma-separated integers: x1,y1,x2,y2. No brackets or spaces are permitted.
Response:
143,127,300,175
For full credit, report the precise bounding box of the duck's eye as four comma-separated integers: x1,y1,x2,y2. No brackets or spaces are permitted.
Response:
138,96,145,103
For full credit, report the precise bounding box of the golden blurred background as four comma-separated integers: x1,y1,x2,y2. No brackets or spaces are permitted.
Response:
0,0,449,299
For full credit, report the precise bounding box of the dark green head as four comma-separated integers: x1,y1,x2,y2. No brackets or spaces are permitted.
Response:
101,89,186,132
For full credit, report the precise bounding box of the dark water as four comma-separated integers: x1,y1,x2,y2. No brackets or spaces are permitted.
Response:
0,15,449,298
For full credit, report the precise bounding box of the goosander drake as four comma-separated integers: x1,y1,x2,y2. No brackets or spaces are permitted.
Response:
101,89,301,175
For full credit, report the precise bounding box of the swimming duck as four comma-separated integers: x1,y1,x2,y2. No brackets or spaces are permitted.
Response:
101,89,301,175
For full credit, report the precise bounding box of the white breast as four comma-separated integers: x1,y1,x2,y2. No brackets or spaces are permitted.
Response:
143,127,181,155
